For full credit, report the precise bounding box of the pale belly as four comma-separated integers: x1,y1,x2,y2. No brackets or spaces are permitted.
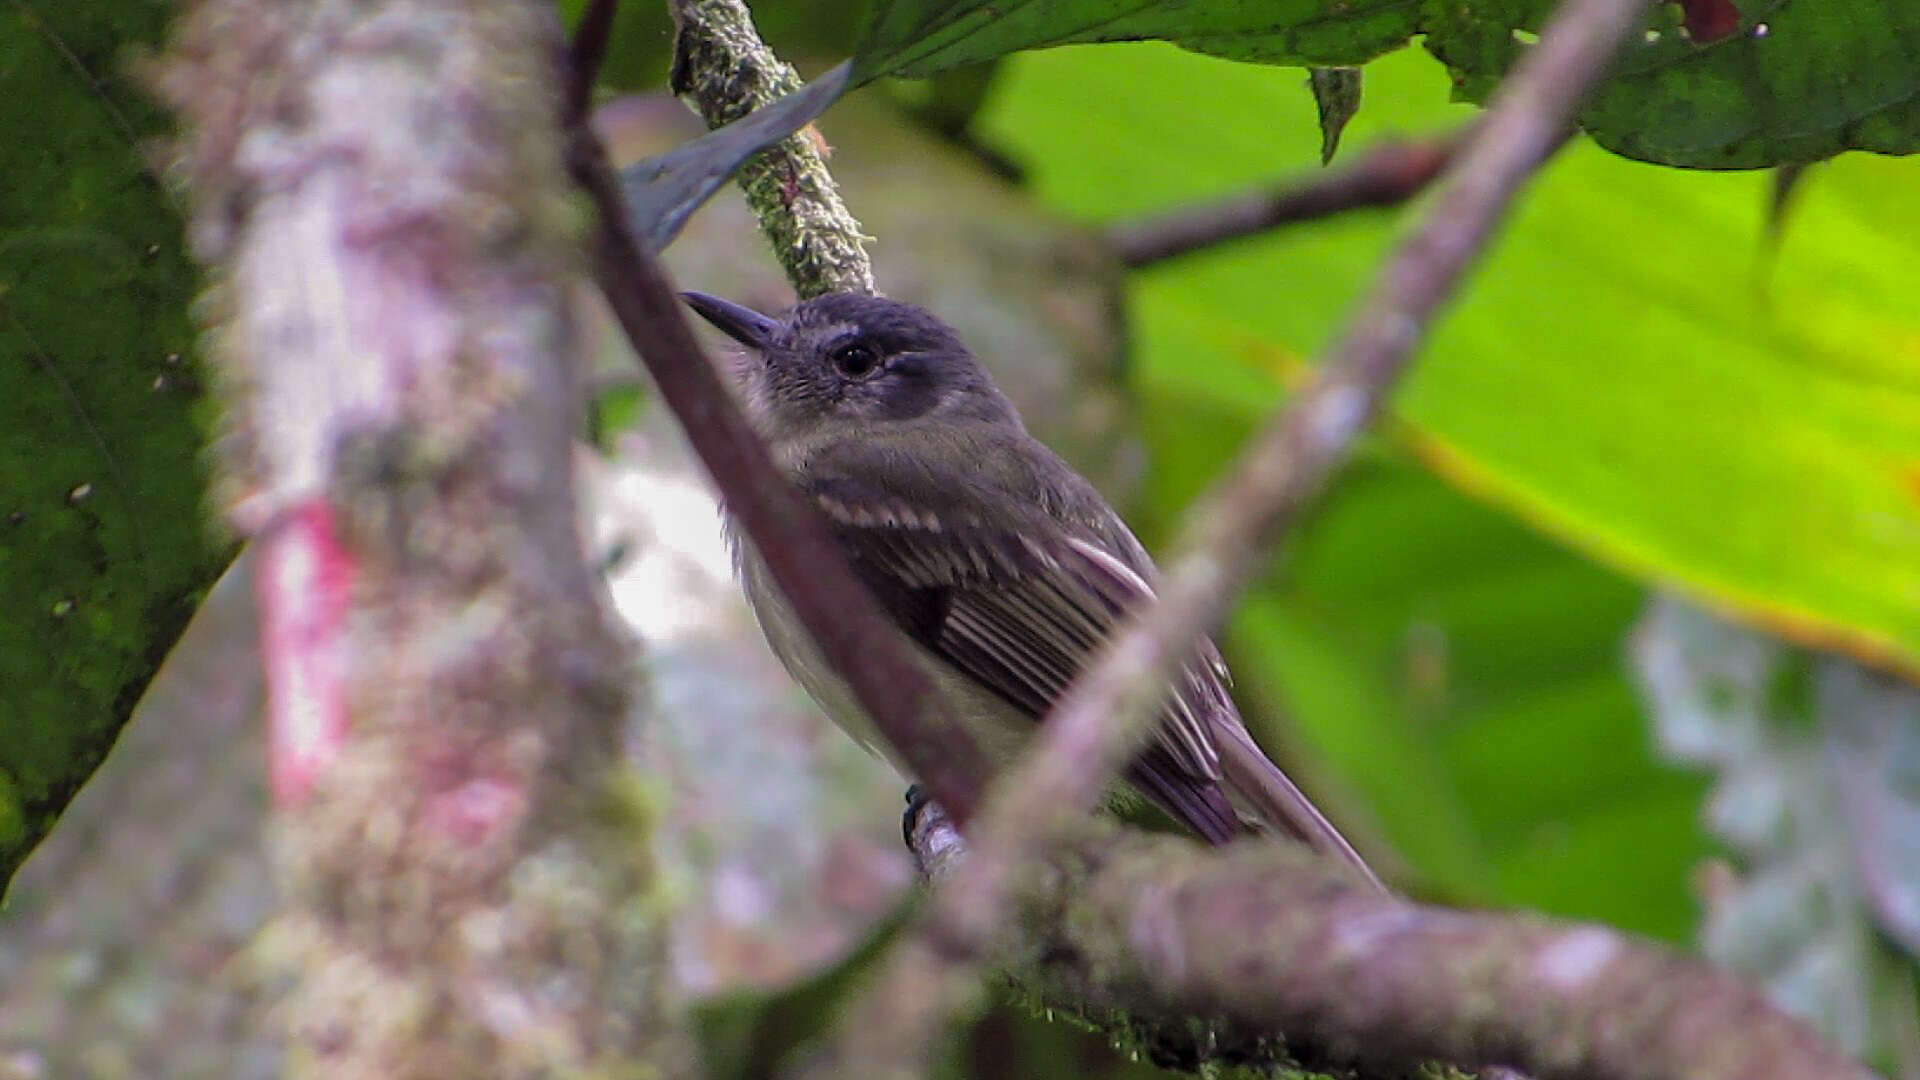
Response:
735,543,1033,776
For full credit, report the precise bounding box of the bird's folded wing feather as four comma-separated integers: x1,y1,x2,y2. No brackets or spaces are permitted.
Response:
804,471,1229,787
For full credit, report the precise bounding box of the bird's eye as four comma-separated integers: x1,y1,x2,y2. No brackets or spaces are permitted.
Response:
828,341,882,379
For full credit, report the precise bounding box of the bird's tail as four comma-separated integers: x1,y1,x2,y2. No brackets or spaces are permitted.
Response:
1214,725,1387,894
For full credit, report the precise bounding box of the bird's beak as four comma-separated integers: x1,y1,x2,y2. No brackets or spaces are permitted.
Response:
682,291,779,350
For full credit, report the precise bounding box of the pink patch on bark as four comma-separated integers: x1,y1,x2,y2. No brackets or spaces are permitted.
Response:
425,777,527,845
258,499,355,805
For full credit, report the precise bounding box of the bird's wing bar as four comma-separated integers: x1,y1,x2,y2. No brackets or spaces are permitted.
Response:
806,474,1223,787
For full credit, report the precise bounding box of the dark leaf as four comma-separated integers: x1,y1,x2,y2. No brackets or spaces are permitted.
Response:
619,62,853,254
852,0,1920,168
1764,161,1810,249
854,0,1418,80
0,0,228,891
1309,66,1363,164
899,62,1003,138
1564,0,1920,167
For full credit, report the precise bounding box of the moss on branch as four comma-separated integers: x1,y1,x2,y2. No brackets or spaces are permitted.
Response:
668,0,873,297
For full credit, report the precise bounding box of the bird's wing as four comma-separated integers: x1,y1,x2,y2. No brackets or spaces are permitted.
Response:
786,441,1380,877
802,471,1232,801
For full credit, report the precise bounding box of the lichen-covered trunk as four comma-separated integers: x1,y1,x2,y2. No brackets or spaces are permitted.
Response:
150,1,687,1074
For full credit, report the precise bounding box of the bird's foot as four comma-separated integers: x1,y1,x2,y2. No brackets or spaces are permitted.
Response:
901,783,966,879
902,783,930,848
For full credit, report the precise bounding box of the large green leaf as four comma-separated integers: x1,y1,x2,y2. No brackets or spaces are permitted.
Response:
977,42,1920,678
0,0,224,889
1140,390,1710,936
856,0,1920,167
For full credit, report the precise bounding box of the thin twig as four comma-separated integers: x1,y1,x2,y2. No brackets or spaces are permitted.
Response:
668,0,873,296
562,0,616,126
814,0,1648,1074
562,42,991,826
1108,132,1466,269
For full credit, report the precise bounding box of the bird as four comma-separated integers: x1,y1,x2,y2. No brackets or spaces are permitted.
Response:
683,288,1381,889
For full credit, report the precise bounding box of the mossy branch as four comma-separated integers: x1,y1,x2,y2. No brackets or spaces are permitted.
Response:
157,0,682,1074
908,809,1867,1080
668,0,874,296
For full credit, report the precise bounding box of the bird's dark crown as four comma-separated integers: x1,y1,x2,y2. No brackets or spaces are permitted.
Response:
683,290,1020,439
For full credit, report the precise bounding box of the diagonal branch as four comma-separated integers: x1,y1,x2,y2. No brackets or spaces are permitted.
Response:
812,0,1652,1074
562,0,617,126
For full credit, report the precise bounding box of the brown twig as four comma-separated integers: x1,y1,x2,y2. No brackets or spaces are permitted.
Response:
812,0,1651,1075
1108,132,1466,269
562,16,991,827
562,0,616,126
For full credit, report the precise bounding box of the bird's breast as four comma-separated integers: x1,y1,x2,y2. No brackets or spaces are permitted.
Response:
733,541,1031,774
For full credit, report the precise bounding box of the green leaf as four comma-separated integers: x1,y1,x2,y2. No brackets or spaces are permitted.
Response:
1428,0,1920,167
0,1,227,890
1590,0,1920,167
1131,384,1707,935
978,41,1920,677
557,0,871,92
856,0,1920,167
853,0,1421,81
1149,402,1710,936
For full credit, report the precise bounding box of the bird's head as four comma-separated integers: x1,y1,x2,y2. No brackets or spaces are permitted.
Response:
682,290,1019,442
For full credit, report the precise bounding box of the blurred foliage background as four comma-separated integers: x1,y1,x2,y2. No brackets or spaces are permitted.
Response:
4,0,1918,1076
677,0,1920,951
